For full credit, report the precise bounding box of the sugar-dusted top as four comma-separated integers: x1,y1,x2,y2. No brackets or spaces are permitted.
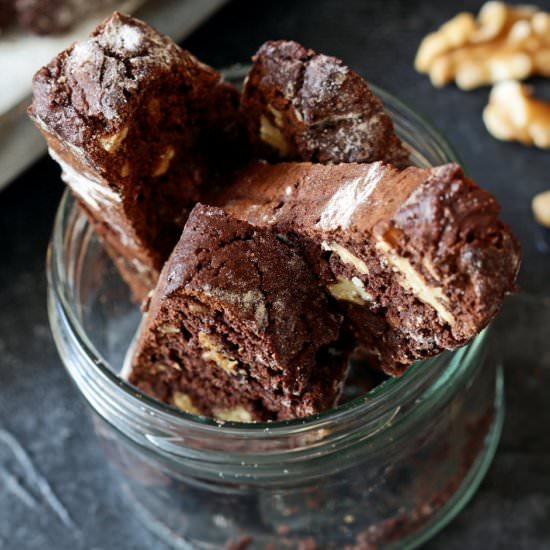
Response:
29,11,220,143
220,161,428,233
241,39,410,166
219,161,521,341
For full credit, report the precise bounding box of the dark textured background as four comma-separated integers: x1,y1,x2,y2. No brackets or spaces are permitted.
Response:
1,1,549,548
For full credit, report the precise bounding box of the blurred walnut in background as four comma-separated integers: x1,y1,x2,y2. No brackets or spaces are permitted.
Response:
415,1,550,90
483,80,550,148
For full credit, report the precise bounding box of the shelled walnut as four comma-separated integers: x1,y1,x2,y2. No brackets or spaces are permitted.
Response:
415,2,550,90
532,190,550,228
483,80,550,148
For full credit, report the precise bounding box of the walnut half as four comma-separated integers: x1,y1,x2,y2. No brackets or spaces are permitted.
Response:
483,80,550,148
532,190,550,227
415,2,550,90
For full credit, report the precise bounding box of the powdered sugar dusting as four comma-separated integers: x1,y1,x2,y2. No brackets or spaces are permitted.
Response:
102,22,143,52
49,146,139,249
317,162,385,229
309,112,364,126
120,24,142,50
48,148,121,211
69,40,96,66
305,55,349,104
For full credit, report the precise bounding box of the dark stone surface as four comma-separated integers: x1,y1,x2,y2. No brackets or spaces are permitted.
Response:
0,1,549,548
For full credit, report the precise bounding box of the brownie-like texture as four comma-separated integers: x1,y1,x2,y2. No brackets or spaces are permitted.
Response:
216,161,521,374
126,204,347,421
241,40,409,167
15,0,118,35
29,12,244,299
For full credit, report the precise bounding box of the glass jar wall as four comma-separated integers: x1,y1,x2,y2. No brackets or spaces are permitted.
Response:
47,85,503,549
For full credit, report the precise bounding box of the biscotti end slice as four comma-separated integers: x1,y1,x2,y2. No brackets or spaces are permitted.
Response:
241,40,410,167
126,204,347,421
29,12,244,299
218,161,520,374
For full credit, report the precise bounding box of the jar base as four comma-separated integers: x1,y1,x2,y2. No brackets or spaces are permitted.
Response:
120,367,504,550
391,364,504,549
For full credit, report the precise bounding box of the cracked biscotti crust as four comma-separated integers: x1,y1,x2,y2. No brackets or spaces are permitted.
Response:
216,161,521,374
241,40,410,167
29,12,244,300
126,204,347,421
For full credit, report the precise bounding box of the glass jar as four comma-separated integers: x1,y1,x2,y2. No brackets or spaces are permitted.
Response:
47,83,503,549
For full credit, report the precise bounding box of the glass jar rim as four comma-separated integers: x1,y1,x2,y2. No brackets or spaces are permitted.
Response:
47,81,472,442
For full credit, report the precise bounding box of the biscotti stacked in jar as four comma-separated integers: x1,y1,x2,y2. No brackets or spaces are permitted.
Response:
29,12,520,422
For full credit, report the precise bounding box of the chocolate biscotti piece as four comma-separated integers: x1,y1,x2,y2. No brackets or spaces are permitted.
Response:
217,161,521,374
15,0,118,35
240,40,409,166
126,204,347,421
29,12,243,299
